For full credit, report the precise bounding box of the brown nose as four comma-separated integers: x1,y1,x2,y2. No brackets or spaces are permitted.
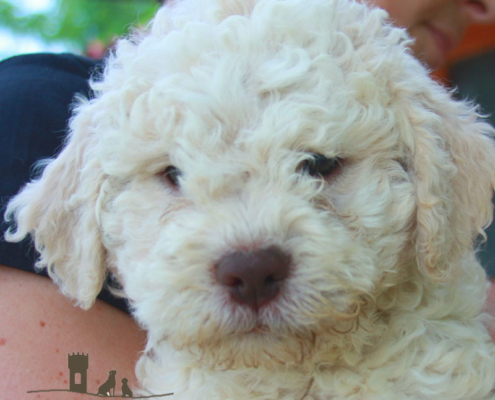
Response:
216,246,291,310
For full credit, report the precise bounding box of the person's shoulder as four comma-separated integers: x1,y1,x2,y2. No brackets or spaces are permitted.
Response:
0,53,101,80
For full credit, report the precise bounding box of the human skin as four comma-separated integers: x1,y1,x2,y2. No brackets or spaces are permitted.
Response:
0,266,147,398
2,1,495,399
371,0,495,68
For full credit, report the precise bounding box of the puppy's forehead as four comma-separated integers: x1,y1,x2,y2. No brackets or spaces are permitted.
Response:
93,0,417,174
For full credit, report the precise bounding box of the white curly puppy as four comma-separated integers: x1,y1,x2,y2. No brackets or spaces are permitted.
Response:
5,0,495,398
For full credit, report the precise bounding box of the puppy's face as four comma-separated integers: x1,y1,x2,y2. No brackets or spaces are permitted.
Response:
6,0,495,370
97,61,414,366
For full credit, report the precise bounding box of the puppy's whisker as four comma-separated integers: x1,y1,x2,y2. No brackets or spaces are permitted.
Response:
313,195,336,212
263,349,291,366
158,202,190,225
331,320,357,335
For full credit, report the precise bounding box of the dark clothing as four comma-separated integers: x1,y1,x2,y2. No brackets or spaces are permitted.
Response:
0,53,130,314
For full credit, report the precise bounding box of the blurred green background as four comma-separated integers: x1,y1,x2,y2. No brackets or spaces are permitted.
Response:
0,0,159,58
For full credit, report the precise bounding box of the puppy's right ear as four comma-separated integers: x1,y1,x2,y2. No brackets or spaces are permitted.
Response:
4,101,106,309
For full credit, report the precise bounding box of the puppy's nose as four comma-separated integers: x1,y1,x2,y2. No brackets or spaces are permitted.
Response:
216,246,291,310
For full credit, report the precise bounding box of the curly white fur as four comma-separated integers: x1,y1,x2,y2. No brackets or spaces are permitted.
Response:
5,0,495,398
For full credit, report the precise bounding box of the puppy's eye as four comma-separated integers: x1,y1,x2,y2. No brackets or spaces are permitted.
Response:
159,165,182,187
299,153,341,178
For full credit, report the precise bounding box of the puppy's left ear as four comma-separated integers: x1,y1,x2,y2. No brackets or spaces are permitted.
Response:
411,90,495,280
4,103,106,309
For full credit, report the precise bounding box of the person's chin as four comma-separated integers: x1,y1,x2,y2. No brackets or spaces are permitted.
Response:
423,48,447,70
410,33,448,70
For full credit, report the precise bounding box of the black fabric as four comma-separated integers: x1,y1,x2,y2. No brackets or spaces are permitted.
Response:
0,53,130,314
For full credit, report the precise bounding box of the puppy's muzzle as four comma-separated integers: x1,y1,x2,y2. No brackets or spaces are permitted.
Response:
215,246,291,311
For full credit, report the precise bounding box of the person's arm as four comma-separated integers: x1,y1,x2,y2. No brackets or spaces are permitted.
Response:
487,281,495,341
0,265,146,397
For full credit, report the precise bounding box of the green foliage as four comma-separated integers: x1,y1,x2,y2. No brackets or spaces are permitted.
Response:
0,0,159,51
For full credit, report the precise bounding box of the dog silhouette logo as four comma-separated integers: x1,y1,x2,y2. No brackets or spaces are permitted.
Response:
26,352,173,398
97,370,117,396
122,378,133,397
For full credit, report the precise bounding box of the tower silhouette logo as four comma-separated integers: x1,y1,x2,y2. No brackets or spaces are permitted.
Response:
68,352,88,393
26,352,174,398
